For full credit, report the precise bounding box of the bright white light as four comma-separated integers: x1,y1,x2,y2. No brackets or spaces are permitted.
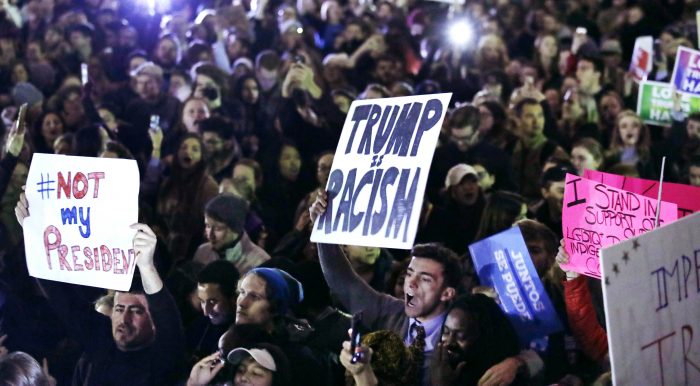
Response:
145,0,156,15
449,20,473,47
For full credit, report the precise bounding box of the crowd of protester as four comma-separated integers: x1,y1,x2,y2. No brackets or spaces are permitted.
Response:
1,0,700,385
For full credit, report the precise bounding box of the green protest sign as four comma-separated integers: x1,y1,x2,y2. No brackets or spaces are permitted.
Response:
636,81,700,126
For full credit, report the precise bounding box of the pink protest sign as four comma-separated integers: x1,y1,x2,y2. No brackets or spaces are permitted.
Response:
561,174,677,278
583,169,700,218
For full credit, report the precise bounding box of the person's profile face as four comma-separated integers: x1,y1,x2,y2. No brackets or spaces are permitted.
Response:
278,145,301,181
519,103,544,137
156,39,178,66
542,180,565,214
618,116,641,147
112,292,155,351
404,257,448,320
451,176,479,207
241,78,260,104
441,307,474,364
316,154,334,186
234,356,274,386
571,146,601,175
449,126,478,152
686,119,700,141
177,137,202,169
41,113,64,144
236,275,274,329
198,283,235,326
689,166,700,187
232,164,257,201
204,215,238,251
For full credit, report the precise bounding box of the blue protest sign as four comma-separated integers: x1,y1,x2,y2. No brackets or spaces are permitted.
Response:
469,227,563,346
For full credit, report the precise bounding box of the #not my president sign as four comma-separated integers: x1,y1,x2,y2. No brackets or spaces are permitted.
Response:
23,154,140,291
601,211,700,386
310,93,452,249
561,174,677,279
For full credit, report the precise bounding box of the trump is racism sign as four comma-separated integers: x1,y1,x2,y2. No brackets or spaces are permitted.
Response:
311,93,452,249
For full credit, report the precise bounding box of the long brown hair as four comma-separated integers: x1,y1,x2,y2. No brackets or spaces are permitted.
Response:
610,110,651,156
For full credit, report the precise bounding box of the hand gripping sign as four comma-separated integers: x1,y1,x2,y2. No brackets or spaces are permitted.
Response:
23,154,140,291
469,226,563,347
560,174,677,279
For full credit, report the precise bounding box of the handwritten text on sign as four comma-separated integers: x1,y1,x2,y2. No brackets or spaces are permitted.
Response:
601,212,700,386
310,93,452,249
583,169,700,219
23,154,140,291
469,227,562,346
671,46,700,96
561,174,677,278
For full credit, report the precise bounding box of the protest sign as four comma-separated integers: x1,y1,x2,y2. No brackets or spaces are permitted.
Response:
697,11,700,48
22,154,140,291
584,169,700,218
311,93,452,249
671,46,700,96
636,81,700,126
561,174,677,278
601,211,700,386
629,36,653,82
469,226,562,347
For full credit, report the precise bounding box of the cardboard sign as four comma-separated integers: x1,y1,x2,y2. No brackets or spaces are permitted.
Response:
671,46,700,96
584,169,700,218
601,211,700,386
469,227,563,346
23,154,140,290
310,93,452,249
561,174,677,278
629,36,653,82
636,81,700,126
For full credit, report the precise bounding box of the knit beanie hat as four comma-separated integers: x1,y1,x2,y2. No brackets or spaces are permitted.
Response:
12,82,44,106
204,193,249,233
249,268,304,316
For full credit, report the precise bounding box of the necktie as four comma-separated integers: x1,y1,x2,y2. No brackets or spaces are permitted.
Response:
410,323,426,386
411,323,426,352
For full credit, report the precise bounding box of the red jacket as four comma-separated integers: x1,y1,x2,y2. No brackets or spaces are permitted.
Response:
563,276,608,362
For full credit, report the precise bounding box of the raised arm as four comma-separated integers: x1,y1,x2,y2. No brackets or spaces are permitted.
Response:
310,192,403,327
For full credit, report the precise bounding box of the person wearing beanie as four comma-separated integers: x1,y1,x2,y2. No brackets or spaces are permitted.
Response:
194,193,270,274
123,61,182,133
235,267,326,385
11,82,43,107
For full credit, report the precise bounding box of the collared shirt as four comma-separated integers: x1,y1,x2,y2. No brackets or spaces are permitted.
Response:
405,312,447,352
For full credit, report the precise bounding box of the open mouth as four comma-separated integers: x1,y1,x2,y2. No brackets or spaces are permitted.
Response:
406,293,415,307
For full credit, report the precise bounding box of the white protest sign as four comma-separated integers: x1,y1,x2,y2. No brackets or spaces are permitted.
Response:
23,154,140,290
601,211,700,386
629,36,653,82
311,93,452,249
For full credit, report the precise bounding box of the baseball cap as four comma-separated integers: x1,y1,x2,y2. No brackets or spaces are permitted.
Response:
227,348,277,371
445,164,478,188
